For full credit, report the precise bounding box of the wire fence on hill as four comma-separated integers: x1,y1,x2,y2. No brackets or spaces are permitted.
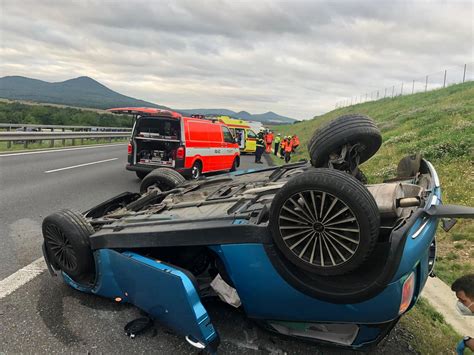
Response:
335,62,474,109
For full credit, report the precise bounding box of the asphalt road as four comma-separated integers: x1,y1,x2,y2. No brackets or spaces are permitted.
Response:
0,144,415,354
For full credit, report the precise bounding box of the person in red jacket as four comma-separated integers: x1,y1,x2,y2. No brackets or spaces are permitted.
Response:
265,131,274,153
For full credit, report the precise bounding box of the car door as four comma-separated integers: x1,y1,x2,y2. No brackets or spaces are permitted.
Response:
221,125,236,169
245,129,257,153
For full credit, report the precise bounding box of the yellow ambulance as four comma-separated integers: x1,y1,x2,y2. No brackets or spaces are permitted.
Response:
216,116,257,153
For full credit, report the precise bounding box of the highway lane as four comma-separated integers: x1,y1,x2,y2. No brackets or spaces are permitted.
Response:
0,144,266,279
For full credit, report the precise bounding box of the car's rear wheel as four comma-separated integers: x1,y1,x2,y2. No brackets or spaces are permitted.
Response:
191,161,202,180
308,114,382,171
140,168,186,193
269,169,380,276
230,157,239,172
42,210,95,284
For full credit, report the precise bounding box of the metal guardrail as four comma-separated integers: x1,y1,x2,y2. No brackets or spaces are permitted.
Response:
0,123,132,149
0,123,131,131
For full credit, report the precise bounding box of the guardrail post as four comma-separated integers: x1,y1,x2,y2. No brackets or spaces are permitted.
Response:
62,128,66,146
50,128,54,147
7,126,11,148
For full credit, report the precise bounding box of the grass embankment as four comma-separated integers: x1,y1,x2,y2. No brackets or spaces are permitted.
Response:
270,82,473,354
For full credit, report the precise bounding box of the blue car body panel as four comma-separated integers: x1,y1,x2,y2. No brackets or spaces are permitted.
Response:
211,244,404,323
64,249,217,346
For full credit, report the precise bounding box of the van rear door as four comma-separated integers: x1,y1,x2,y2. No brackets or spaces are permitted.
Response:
133,116,182,168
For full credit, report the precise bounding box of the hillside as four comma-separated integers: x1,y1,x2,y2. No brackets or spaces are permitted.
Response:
177,108,298,124
0,76,298,124
0,76,170,110
271,81,474,284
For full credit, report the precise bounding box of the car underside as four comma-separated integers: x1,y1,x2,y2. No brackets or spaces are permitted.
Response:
41,114,474,352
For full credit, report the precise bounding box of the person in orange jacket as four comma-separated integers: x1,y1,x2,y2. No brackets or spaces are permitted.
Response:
265,131,274,153
291,134,300,152
284,136,293,163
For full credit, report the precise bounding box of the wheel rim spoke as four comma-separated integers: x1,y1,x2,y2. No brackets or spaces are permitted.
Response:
310,234,318,264
321,234,336,266
279,214,308,225
282,206,313,224
325,217,356,227
298,193,316,220
325,226,359,233
298,233,315,258
323,206,349,224
283,229,313,241
288,197,313,222
324,233,347,262
322,197,339,223
288,231,313,250
310,191,319,221
325,231,357,254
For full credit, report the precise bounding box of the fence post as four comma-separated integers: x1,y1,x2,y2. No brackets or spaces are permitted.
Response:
443,69,447,88
401,83,404,96
463,63,467,83
412,80,415,94
425,75,428,92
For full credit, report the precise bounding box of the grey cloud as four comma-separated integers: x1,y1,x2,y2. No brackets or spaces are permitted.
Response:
1,0,472,119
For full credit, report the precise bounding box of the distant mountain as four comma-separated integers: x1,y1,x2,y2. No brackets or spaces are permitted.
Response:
178,108,297,124
0,76,170,110
0,75,299,123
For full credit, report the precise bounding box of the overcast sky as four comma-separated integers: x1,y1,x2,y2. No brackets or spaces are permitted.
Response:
0,0,472,119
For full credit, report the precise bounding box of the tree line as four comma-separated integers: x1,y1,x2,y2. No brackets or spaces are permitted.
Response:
0,102,133,127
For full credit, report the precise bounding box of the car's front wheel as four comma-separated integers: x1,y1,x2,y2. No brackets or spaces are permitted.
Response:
269,169,380,276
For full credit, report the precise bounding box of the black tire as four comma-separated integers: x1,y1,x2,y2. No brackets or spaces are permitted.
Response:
269,169,380,276
135,171,148,180
42,210,95,283
230,157,239,172
140,168,186,194
191,161,203,180
308,114,382,168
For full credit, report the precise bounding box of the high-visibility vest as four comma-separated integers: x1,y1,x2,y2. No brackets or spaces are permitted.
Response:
285,141,293,152
275,136,281,144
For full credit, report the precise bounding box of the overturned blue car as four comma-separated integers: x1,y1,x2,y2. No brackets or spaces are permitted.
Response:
41,114,473,352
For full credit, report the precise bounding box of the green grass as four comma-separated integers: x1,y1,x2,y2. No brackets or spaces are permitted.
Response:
401,298,468,355
270,81,474,285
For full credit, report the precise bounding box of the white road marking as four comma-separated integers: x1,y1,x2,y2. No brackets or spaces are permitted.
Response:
44,158,118,173
0,257,47,299
0,143,126,158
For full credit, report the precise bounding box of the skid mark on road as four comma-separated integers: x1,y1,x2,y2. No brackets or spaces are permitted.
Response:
44,157,118,173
